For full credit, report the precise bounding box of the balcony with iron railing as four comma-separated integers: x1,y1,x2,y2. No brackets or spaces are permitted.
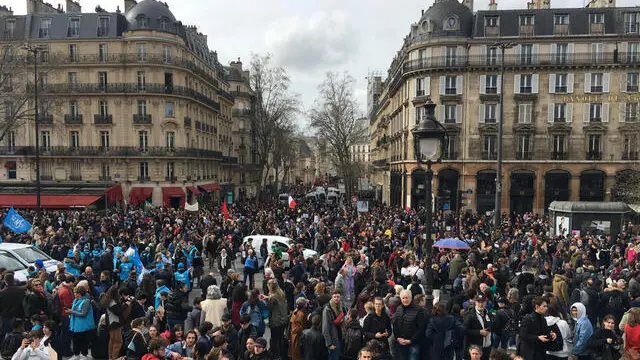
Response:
98,176,112,181
232,108,254,117
0,146,223,159
137,176,151,183
442,151,457,160
165,176,177,183
133,114,152,125
402,52,637,74
64,114,83,124
69,175,82,181
623,151,639,160
217,89,234,102
38,114,53,124
586,151,602,160
94,114,112,124
551,151,567,160
35,83,221,111
482,151,498,160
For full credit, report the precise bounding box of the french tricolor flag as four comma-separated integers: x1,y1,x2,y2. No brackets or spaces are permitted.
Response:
288,195,296,209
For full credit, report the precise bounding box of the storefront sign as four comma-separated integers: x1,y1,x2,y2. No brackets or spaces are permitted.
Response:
561,94,640,103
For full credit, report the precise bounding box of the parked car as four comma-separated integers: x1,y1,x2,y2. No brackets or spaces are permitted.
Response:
242,235,317,269
0,243,60,283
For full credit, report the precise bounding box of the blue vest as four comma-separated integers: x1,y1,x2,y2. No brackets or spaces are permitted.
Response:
92,249,103,258
174,270,190,291
119,262,133,281
69,297,95,333
244,256,258,270
64,261,80,277
155,285,170,309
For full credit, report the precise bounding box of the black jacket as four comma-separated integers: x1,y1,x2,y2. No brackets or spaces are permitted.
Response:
588,328,621,360
341,320,364,359
426,315,465,360
493,307,515,336
362,311,392,353
392,303,425,344
0,285,25,318
518,311,550,360
125,330,148,360
165,290,192,321
463,307,493,349
25,290,49,317
301,328,328,360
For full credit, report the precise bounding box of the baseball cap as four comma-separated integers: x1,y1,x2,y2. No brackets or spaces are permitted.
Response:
255,338,267,348
35,259,44,268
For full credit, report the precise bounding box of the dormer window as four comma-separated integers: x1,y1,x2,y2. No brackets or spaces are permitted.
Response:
5,19,15,39
39,18,51,38
98,17,109,37
160,18,170,31
485,16,499,27
136,15,148,28
68,18,80,37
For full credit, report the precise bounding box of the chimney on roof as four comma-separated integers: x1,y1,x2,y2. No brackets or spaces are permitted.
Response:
27,0,62,14
0,5,12,16
230,57,243,71
124,0,137,13
66,0,80,13
488,0,497,10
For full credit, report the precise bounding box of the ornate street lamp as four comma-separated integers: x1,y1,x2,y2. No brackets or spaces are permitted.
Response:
412,100,447,311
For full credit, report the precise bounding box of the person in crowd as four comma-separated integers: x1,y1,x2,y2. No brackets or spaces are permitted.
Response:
264,280,289,360
239,288,269,337
589,314,621,360
301,314,327,360
518,296,555,360
323,290,347,360
68,285,95,359
166,329,197,359
126,317,149,360
142,336,168,360
426,303,464,360
243,249,258,289
11,329,49,360
392,289,424,360
545,298,572,360
571,302,593,360
342,308,364,360
464,294,493,360
102,285,126,360
621,307,640,357
200,285,227,328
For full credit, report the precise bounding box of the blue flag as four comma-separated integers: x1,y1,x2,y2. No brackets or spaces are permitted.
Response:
4,207,32,234
132,246,144,274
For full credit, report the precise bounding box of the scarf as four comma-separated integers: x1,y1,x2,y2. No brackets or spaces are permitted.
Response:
220,253,227,268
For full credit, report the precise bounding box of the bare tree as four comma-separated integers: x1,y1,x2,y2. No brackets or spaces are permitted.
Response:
0,44,57,145
249,53,299,199
612,166,640,204
309,72,367,196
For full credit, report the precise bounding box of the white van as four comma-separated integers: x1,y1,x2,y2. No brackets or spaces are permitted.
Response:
278,193,289,205
242,235,317,268
0,243,60,283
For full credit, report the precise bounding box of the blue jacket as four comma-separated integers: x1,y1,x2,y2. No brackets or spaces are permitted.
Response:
119,262,133,281
155,285,171,309
571,302,593,355
239,300,269,336
175,270,191,291
244,256,258,270
69,296,95,333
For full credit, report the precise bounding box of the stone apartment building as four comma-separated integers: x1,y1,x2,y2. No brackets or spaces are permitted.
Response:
369,0,640,215
0,0,249,208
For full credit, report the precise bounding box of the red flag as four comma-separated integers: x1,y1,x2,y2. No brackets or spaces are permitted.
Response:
222,199,229,220
288,195,296,209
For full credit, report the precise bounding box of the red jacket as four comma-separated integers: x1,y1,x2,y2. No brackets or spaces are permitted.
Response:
57,284,74,311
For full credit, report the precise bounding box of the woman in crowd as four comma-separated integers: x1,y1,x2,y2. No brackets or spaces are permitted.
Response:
68,285,95,359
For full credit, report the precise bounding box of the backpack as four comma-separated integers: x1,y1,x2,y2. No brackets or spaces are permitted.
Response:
1,332,23,359
500,309,518,336
50,291,63,321
342,325,363,357
547,323,564,352
607,293,623,312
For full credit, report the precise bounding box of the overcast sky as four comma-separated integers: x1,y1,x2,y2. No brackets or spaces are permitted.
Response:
5,0,638,126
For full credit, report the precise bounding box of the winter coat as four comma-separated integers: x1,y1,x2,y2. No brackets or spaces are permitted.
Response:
545,316,572,358
362,311,392,353
392,303,425,344
322,302,347,348
463,307,493,350
266,295,289,328
518,311,550,360
165,290,192,322
425,314,465,360
589,327,621,360
571,302,593,355
448,256,465,281
300,328,327,360
200,298,227,329
552,274,569,305
341,320,364,359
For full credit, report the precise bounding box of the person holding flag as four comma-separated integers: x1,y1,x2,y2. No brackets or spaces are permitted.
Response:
174,263,191,291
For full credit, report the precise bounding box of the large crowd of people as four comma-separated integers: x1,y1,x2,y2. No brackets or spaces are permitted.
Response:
0,198,637,360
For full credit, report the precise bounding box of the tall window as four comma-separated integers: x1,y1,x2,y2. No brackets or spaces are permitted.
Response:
519,104,532,123
165,102,174,117
554,14,569,25
139,162,149,180
554,44,569,64
520,15,535,25
98,44,107,62
555,74,568,93
486,75,498,94
588,134,601,153
626,103,639,122
99,100,109,117
591,43,604,62
166,162,175,179
70,131,79,149
137,100,147,115
445,76,457,94
554,103,566,122
444,104,457,123
486,46,498,65
5,20,15,38
137,43,147,61
98,72,108,90
591,13,604,24
590,103,602,121
445,46,457,66
138,130,148,151
628,72,640,92
484,104,497,123
100,130,110,148
416,77,427,96
39,18,51,38
70,161,81,179
69,44,78,62
69,101,79,116
40,130,51,151
443,135,456,159
483,135,497,159
68,72,78,85
6,131,15,151
625,12,639,33
553,135,566,155
137,71,146,90
98,17,110,36
591,73,603,92
516,134,531,159
166,132,175,149
520,74,533,93
68,18,80,37
101,162,110,180
519,44,533,65
162,45,172,63
629,42,639,64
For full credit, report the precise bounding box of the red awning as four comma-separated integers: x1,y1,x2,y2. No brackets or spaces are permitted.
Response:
0,194,101,209
129,187,153,206
105,184,124,205
162,187,185,208
186,186,200,195
199,183,221,192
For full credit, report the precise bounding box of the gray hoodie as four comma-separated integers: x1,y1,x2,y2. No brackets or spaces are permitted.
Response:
545,316,572,358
